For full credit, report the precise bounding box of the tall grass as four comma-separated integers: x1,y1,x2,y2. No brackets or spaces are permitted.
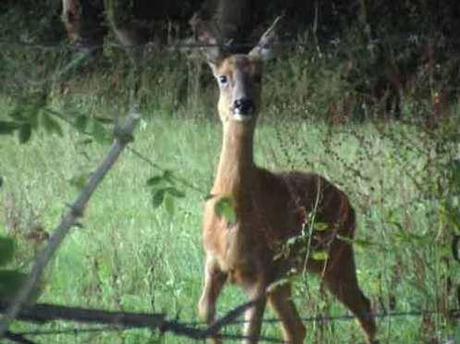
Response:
0,41,458,343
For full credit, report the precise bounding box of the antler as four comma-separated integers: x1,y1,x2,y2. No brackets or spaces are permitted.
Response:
249,15,283,60
191,13,283,63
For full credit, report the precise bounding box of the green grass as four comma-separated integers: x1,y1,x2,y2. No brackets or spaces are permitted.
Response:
0,37,458,343
0,101,457,343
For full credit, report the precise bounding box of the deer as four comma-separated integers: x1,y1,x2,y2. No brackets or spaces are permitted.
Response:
192,16,377,344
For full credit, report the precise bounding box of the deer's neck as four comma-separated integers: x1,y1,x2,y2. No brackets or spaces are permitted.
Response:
212,122,256,196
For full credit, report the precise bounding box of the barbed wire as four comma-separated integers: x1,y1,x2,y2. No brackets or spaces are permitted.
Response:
1,27,458,344
11,326,124,337
4,330,36,344
1,32,460,53
5,304,460,343
0,299,284,343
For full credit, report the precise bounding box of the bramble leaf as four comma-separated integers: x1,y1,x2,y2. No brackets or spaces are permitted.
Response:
146,175,164,186
164,193,175,215
152,189,166,208
215,197,237,224
312,250,329,261
313,222,330,231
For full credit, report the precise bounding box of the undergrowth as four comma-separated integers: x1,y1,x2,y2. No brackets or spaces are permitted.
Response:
0,32,459,343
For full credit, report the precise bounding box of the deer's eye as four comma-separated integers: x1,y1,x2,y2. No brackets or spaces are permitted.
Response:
218,75,228,85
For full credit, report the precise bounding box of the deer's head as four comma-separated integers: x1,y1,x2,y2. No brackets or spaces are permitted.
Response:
192,16,281,126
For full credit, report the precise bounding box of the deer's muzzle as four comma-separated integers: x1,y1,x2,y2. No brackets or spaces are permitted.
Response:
232,98,255,120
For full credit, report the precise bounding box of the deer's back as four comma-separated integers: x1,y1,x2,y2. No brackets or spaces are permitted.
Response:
256,169,356,240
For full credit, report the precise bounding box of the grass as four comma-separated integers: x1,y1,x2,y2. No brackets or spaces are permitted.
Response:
0,42,458,343
0,103,457,343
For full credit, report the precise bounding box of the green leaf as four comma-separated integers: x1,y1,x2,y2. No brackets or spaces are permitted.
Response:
18,123,32,143
215,197,237,224
313,222,330,231
312,250,329,261
163,170,174,182
41,113,63,136
0,121,19,135
0,176,3,188
0,238,15,266
164,193,175,215
146,175,164,187
152,189,166,208
167,187,185,198
0,270,27,299
75,114,88,132
286,236,302,246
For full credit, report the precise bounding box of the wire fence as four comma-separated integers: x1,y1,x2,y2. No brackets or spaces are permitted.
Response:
2,31,460,52
1,300,459,344
1,33,459,344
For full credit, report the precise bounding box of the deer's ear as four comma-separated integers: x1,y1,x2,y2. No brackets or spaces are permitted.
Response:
249,16,282,61
190,13,224,69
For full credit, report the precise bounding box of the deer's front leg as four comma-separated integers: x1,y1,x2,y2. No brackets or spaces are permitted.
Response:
199,255,227,343
242,281,268,344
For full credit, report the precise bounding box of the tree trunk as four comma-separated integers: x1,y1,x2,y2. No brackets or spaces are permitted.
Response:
62,0,106,55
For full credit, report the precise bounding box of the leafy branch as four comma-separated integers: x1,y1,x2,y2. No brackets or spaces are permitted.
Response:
0,109,141,337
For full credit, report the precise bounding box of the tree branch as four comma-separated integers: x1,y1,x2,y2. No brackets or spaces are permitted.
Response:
0,110,141,338
4,331,36,344
0,301,283,343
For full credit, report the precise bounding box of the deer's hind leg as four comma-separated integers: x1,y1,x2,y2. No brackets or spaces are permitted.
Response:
323,246,377,344
268,284,306,344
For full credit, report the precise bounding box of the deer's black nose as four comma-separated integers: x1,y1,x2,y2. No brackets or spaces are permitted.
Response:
233,98,255,115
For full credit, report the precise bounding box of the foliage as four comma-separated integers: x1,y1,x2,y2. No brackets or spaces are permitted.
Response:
1,112,458,341
0,2,459,341
146,170,185,215
214,196,237,225
0,0,64,44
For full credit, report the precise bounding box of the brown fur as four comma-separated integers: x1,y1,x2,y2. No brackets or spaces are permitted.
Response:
198,50,376,344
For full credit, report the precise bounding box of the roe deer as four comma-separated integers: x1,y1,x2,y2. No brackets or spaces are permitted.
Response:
193,17,377,344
